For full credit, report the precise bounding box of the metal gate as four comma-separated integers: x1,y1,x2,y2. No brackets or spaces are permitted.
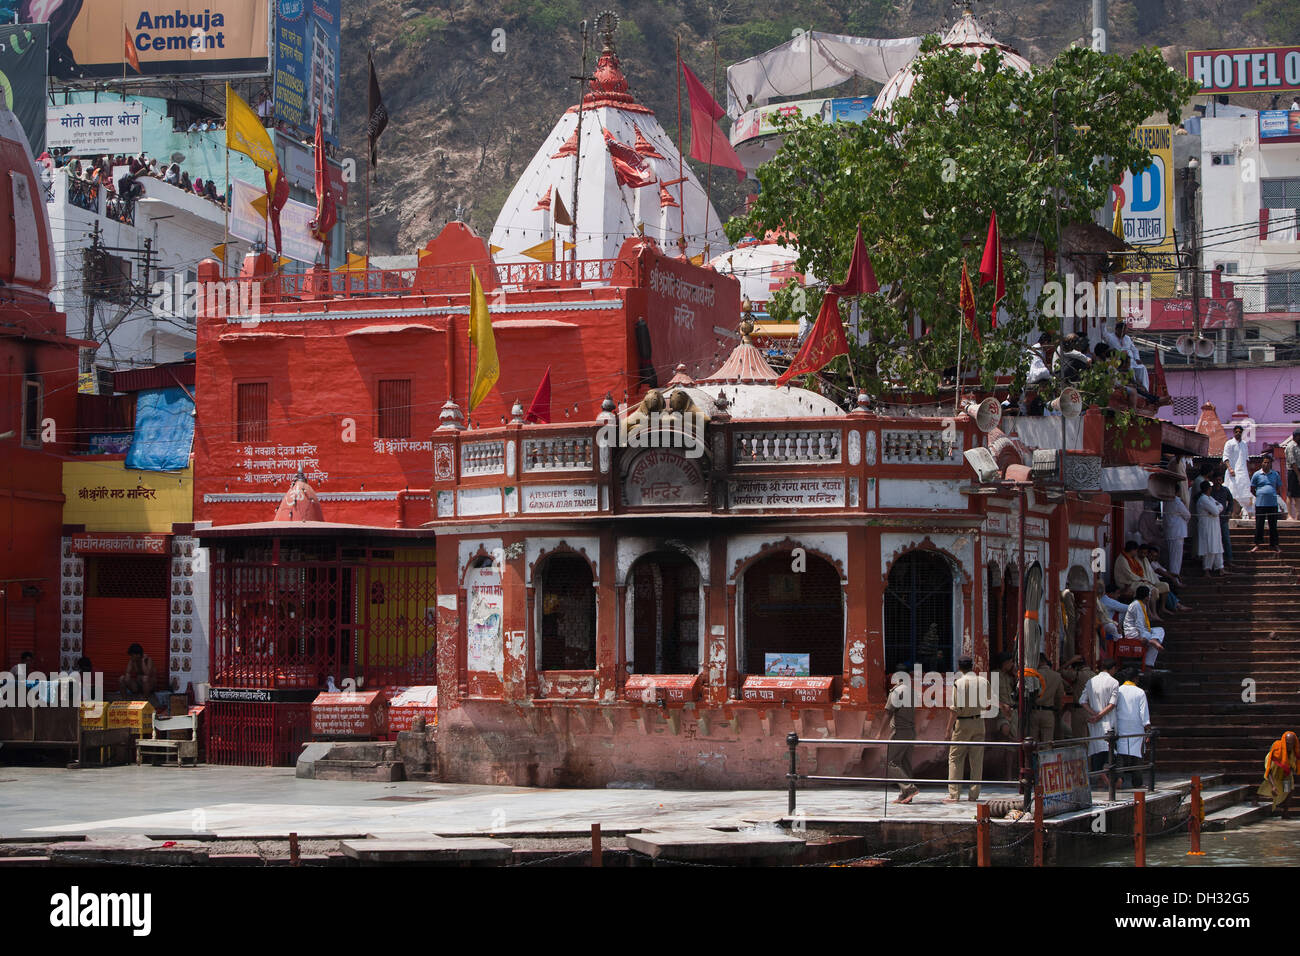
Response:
884,551,955,674
742,551,843,676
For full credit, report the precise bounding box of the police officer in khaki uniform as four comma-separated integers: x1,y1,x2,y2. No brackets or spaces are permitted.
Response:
993,652,1018,740
1060,655,1093,739
945,657,990,803
1030,652,1063,744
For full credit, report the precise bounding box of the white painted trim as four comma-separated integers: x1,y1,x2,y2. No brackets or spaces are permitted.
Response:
224,300,623,325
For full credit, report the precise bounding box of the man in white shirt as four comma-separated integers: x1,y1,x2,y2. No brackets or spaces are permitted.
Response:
1103,321,1149,389
1285,429,1300,521
1123,585,1166,669
1079,657,1120,784
1221,424,1254,518
1163,492,1190,577
1025,333,1052,385
1113,668,1152,787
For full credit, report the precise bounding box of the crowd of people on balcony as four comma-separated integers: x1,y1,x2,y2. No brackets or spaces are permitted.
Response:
45,150,230,217
1018,321,1157,414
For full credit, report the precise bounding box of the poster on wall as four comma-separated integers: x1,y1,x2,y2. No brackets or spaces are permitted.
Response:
465,562,503,674
0,22,47,153
20,0,270,80
1113,125,1173,249
229,176,324,264
764,653,810,677
273,0,340,145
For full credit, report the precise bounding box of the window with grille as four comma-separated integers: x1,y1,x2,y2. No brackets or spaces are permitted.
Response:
742,551,843,677
1284,394,1300,415
21,378,42,448
538,554,596,670
884,551,955,674
237,382,269,442
1265,270,1300,313
89,555,168,599
1171,395,1199,417
1262,178,1300,210
630,553,701,674
377,379,412,440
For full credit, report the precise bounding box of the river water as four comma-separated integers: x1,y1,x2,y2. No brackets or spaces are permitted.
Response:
1092,817,1300,866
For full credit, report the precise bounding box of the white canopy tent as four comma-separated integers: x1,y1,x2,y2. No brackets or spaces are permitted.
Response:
725,32,923,118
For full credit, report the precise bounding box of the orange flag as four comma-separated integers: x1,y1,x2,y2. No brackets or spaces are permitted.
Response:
960,261,980,343
124,27,141,74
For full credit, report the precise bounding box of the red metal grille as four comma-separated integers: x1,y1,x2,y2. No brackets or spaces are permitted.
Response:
204,700,312,767
236,382,269,443
377,379,412,439
210,541,437,689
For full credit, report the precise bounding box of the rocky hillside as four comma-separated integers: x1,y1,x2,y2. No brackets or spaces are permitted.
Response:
337,0,1296,256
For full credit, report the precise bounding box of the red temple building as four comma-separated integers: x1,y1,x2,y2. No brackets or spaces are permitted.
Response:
0,111,82,673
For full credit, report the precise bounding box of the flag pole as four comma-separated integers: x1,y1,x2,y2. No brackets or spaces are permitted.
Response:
675,35,685,243
223,90,229,276
955,294,964,417
366,49,374,264
700,40,718,259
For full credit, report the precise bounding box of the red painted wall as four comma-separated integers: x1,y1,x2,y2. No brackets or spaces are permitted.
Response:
194,227,740,528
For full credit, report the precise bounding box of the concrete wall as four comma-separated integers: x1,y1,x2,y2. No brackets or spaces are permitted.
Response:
1163,364,1300,450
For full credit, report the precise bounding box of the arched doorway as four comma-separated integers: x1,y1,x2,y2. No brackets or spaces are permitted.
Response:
628,552,701,674
884,550,955,673
741,550,843,677
535,553,596,671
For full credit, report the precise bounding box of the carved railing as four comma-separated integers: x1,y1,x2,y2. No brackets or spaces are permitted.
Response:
880,429,963,465
733,429,841,465
461,440,505,476
523,435,594,472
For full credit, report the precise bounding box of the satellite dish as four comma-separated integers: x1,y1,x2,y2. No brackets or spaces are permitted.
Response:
1175,335,1196,356
963,398,1002,433
1194,336,1215,359
964,447,1001,484
1050,387,1083,418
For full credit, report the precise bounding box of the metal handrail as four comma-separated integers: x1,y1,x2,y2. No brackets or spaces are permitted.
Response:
785,726,1159,813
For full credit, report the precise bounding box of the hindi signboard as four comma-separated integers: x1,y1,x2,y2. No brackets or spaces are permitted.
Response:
728,477,845,509
1035,744,1092,816
229,176,323,264
47,103,144,155
273,0,340,146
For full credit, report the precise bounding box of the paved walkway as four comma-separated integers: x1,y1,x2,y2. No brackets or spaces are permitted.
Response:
0,766,1142,838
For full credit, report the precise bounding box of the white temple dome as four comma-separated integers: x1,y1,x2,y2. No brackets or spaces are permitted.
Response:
874,10,1031,115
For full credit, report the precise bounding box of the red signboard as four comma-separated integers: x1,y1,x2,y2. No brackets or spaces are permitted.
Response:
1129,297,1242,332
1186,47,1300,95
70,532,169,554
311,690,387,737
740,676,837,705
624,673,703,704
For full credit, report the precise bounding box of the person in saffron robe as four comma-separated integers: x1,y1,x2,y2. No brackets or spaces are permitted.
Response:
1257,731,1298,814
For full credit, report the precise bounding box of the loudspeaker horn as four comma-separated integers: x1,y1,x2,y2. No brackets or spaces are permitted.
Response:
964,447,1001,484
1194,336,1215,359
963,397,1003,433
1175,335,1196,356
1049,387,1083,418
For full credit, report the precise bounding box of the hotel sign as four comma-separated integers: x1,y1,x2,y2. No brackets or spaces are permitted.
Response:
1186,47,1300,95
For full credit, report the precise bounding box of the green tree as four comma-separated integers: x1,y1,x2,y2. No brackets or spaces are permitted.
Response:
726,37,1197,399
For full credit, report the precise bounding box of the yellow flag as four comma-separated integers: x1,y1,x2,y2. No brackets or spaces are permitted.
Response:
519,238,555,262
210,243,228,260
249,193,269,219
333,252,367,273
1112,195,1125,240
226,84,277,175
468,267,499,412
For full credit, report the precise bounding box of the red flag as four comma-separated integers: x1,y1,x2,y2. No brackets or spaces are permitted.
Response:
829,226,878,296
533,186,552,212
776,292,849,386
679,58,746,182
124,26,141,74
1151,347,1170,404
265,166,289,256
960,261,980,343
602,127,655,188
309,114,336,245
525,367,552,424
978,210,1005,329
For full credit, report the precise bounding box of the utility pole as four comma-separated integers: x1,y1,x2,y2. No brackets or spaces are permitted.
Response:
1092,0,1108,53
82,221,103,382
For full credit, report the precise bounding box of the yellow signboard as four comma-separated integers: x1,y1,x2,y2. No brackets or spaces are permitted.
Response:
63,461,193,533
1115,125,1176,296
